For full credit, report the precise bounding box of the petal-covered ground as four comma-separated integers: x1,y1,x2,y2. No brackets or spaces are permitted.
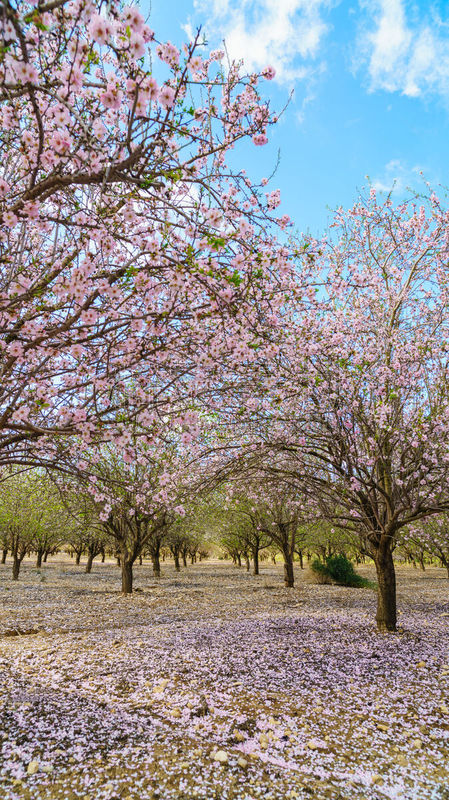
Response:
0,558,448,800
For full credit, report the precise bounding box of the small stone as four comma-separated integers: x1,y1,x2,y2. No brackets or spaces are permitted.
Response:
237,757,248,768
171,708,181,718
153,679,169,694
371,775,384,785
416,661,426,668
377,723,389,731
213,750,228,764
412,738,423,749
26,761,39,776
307,739,328,751
41,765,54,773
259,733,269,750
232,730,245,742
440,704,449,714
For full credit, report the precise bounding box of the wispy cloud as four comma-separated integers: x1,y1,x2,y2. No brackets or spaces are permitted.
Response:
371,159,426,194
190,0,332,85
358,0,449,99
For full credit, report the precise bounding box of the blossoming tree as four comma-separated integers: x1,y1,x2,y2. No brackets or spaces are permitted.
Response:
0,0,287,474
249,192,449,630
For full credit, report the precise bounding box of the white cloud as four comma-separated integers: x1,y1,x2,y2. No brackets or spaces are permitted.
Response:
190,0,332,84
358,0,449,99
371,159,425,194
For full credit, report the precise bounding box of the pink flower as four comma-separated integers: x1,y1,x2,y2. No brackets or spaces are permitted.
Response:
262,65,276,80
253,133,268,146
8,341,24,357
92,119,107,139
122,6,144,33
266,189,281,209
88,14,114,45
146,76,159,100
100,86,123,110
50,129,72,154
142,25,154,43
2,211,18,228
0,178,10,198
129,32,145,59
15,61,38,85
159,85,175,110
23,201,39,218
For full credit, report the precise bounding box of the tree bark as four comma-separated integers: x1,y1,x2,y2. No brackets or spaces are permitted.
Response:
245,553,250,571
297,549,304,569
101,549,105,563
283,551,294,588
174,553,180,572
373,541,397,632
75,551,81,566
36,549,43,568
43,550,49,562
85,553,94,573
253,546,259,576
152,550,161,578
1,548,6,564
121,560,133,594
12,555,21,580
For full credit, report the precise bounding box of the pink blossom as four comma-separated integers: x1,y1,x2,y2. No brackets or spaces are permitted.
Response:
88,14,114,45
252,133,268,146
0,178,10,198
122,6,145,33
262,65,276,80
159,85,175,110
129,32,146,59
2,211,18,228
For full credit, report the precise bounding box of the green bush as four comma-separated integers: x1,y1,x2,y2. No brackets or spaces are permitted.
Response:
310,554,372,588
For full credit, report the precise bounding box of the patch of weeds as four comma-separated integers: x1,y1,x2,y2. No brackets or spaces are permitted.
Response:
310,555,375,588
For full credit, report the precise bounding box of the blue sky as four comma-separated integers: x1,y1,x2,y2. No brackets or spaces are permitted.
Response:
145,0,449,236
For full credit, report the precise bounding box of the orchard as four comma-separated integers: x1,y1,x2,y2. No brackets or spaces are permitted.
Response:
0,2,448,799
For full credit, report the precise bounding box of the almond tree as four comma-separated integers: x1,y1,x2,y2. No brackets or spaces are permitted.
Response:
249,192,449,630
0,0,289,474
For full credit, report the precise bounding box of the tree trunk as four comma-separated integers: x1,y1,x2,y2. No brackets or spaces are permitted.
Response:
101,549,105,563
245,553,250,571
85,553,94,573
1,548,6,564
174,553,180,572
12,554,21,580
297,549,304,569
152,551,161,578
373,542,397,632
75,551,81,566
182,551,187,567
253,547,259,576
236,553,241,567
36,549,43,568
283,550,294,588
116,555,121,566
121,560,133,594
139,554,143,565
43,550,49,562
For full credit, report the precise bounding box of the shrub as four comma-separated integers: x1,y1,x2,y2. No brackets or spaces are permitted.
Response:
310,554,373,588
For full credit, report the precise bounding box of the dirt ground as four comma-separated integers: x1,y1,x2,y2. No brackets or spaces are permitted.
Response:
0,557,448,800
